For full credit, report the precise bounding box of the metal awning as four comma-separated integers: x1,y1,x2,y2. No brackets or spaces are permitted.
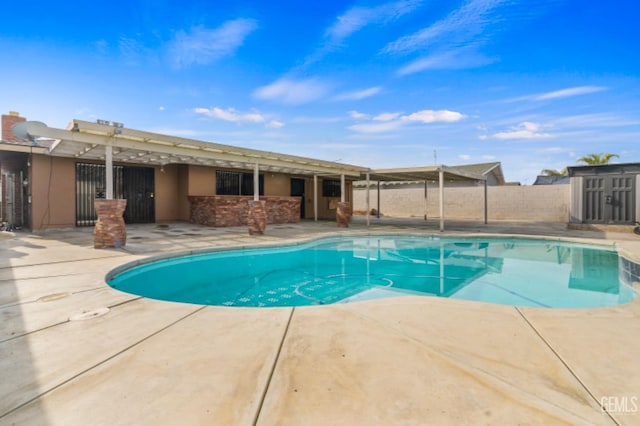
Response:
360,165,487,231
12,119,368,178
366,165,486,183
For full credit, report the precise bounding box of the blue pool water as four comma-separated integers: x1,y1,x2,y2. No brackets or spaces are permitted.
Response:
107,235,637,308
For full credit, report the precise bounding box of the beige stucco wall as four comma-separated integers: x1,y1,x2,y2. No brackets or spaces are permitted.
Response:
27,157,357,229
264,173,290,196
354,184,570,222
187,165,216,196
154,164,180,222
31,155,76,229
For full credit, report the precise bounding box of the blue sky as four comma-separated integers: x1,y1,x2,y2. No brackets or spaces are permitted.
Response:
1,0,639,184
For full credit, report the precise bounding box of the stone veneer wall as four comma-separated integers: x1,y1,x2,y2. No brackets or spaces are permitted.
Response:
189,195,301,227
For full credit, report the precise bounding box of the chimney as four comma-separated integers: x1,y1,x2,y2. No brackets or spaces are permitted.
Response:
2,111,27,143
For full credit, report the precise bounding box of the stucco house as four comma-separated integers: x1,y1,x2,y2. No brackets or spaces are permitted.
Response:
0,112,368,234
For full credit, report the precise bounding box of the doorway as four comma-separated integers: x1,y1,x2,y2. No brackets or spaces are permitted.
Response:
290,178,305,218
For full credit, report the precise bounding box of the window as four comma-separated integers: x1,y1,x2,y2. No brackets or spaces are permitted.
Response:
216,171,264,195
322,179,341,197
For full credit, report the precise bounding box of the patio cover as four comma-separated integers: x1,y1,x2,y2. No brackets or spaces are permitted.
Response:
361,165,487,231
11,120,370,221
12,119,367,178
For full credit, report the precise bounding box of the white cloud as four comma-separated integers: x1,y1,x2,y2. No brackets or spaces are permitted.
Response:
481,154,496,160
492,122,553,140
333,86,382,101
168,19,257,68
458,154,472,160
253,78,331,105
374,112,402,121
402,110,465,123
267,120,284,128
348,121,404,134
349,110,369,120
349,108,465,133
158,106,165,111
194,107,265,124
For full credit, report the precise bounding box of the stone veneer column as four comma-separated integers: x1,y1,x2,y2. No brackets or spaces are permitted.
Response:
94,199,127,249
247,200,267,235
337,202,352,228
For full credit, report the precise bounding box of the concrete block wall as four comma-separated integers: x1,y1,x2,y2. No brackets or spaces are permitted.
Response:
354,184,570,222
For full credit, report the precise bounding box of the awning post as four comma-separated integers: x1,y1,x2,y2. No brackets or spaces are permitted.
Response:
340,174,345,203
377,181,380,218
313,175,318,221
365,172,370,227
105,145,113,199
439,168,444,232
483,179,488,224
424,180,428,221
253,163,259,201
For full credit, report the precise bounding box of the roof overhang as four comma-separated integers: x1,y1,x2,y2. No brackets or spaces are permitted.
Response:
12,120,369,178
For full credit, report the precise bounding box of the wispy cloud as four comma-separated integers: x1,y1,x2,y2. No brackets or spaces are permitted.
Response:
491,122,553,140
333,86,382,101
301,0,423,68
398,48,496,75
167,18,257,68
508,86,608,102
253,78,331,105
327,0,423,43
383,0,545,74
349,109,465,133
383,0,507,55
194,107,265,124
119,36,155,65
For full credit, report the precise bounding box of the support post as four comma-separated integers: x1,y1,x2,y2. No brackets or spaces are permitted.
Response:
365,172,370,227
483,179,488,224
340,174,345,202
439,169,444,232
253,163,260,201
377,181,381,218
313,175,318,221
105,145,113,199
424,180,428,221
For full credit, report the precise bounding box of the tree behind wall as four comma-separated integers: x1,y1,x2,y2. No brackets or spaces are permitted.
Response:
576,153,619,165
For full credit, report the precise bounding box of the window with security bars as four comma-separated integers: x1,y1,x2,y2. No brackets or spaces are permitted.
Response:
322,179,341,197
216,170,264,195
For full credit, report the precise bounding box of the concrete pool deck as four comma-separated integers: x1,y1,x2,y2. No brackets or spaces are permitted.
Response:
1,219,639,425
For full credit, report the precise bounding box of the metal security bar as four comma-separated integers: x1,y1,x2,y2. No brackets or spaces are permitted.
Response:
216,170,264,195
75,163,124,226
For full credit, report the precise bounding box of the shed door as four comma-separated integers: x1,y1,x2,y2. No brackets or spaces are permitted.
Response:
583,175,635,224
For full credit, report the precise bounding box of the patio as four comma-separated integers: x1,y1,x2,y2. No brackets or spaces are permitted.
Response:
1,219,639,425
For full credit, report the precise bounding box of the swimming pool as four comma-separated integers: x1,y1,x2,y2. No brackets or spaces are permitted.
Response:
107,235,638,308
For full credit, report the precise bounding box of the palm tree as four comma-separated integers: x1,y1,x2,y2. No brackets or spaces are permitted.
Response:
576,153,619,165
540,168,567,176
